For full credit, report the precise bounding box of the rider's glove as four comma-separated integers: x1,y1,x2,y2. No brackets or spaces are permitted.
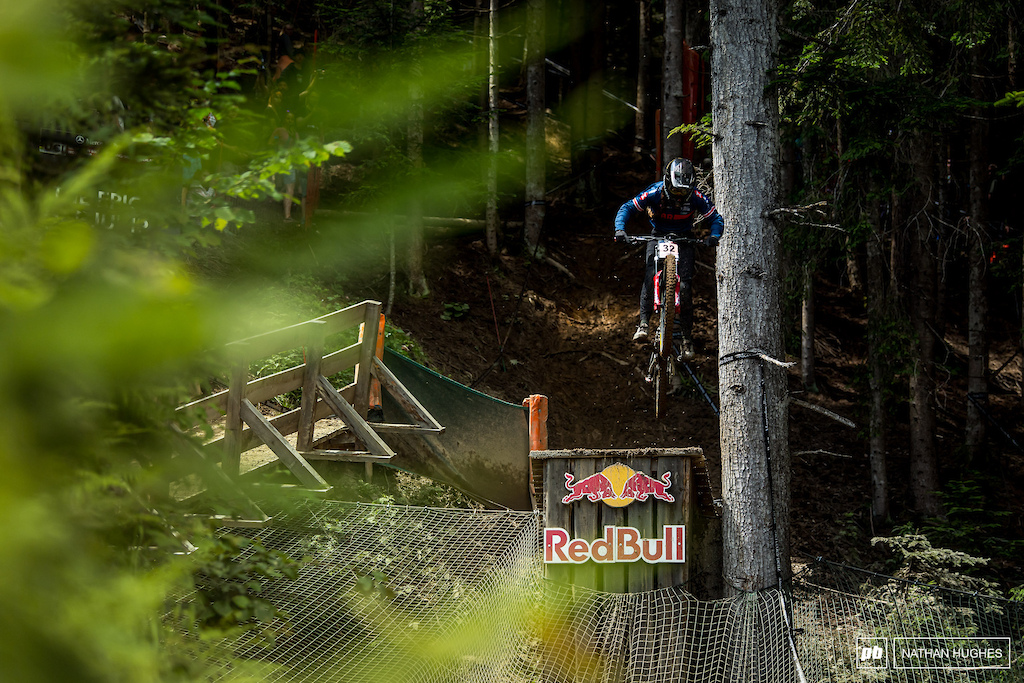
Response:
614,230,628,243
704,235,720,248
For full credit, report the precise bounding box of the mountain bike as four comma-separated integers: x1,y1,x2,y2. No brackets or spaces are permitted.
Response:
624,234,705,418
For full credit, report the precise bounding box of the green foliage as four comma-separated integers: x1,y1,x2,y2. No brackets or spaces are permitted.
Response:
914,476,1024,561
190,534,300,638
441,301,469,321
873,533,1000,595
667,114,715,149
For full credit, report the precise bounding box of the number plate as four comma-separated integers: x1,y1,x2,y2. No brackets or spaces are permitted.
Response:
656,240,679,260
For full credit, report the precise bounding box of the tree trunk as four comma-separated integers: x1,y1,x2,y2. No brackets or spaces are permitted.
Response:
635,0,652,154
711,0,789,594
966,50,990,464
567,0,605,205
485,0,500,254
662,0,685,161
865,186,889,525
405,1,429,298
800,262,817,392
908,135,941,518
474,0,488,160
524,0,546,252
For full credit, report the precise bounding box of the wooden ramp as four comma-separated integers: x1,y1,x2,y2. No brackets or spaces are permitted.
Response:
176,301,443,524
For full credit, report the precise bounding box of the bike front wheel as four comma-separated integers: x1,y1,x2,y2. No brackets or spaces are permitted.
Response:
654,357,669,418
658,253,676,360
654,252,676,418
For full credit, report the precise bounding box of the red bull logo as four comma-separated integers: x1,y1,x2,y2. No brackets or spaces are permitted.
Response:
544,525,686,564
562,462,675,506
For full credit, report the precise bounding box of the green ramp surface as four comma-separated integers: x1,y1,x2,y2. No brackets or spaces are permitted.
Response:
381,348,532,510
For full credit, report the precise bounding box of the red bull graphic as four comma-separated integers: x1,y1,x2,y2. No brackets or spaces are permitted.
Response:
544,525,686,564
561,471,616,503
562,462,675,506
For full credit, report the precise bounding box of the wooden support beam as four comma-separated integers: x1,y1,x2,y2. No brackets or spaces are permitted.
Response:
316,375,395,458
371,356,444,432
171,427,270,524
240,399,331,491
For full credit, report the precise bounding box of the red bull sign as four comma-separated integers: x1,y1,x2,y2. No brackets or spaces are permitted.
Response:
544,525,686,564
562,462,674,506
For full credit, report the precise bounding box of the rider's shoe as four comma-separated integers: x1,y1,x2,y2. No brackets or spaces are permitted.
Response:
677,336,696,362
632,320,650,343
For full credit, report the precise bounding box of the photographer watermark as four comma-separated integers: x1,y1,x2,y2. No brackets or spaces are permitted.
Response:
857,637,1012,670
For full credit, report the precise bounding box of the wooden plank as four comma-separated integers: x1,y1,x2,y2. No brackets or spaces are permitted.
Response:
223,301,375,365
319,343,361,379
352,302,382,418
371,356,445,431
529,447,704,460
364,423,443,434
313,300,378,336
226,319,323,365
296,327,325,451
569,459,598,590
176,342,361,419
222,362,246,477
655,456,689,589
543,457,570,585
626,456,654,593
177,389,229,419
316,374,395,457
240,399,331,491
601,456,627,594
185,514,271,529
299,450,394,463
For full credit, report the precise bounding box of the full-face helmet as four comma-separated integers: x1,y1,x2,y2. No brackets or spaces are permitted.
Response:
662,158,696,200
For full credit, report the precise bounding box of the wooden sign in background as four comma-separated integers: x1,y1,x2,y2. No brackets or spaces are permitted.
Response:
531,448,718,594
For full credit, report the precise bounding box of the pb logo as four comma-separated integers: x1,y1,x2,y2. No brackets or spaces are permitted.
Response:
856,638,888,669
860,646,884,661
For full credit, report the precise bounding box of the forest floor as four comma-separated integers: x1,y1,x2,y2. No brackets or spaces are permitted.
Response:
324,146,1024,588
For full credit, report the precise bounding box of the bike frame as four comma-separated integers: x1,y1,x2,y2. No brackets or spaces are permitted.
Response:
621,233,717,418
626,234,701,321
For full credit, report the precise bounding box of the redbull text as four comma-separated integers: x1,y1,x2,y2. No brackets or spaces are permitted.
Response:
544,525,686,564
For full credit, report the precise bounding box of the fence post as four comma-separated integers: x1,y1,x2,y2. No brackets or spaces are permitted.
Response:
524,394,549,451
354,302,382,419
296,320,327,451
223,360,246,477
368,313,386,420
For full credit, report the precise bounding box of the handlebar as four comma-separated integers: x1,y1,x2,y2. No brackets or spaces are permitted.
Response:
622,234,705,246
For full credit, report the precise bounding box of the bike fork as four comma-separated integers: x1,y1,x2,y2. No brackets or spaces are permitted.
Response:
645,351,658,384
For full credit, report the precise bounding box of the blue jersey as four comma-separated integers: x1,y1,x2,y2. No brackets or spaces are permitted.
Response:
614,181,724,238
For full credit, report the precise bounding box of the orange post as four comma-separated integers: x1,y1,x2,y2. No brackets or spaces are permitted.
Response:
523,394,549,451
368,313,386,416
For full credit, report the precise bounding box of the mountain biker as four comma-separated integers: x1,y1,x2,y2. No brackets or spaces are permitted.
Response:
614,157,724,361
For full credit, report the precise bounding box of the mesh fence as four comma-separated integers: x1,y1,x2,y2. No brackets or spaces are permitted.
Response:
792,561,1024,683
537,582,800,682
185,502,1023,683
